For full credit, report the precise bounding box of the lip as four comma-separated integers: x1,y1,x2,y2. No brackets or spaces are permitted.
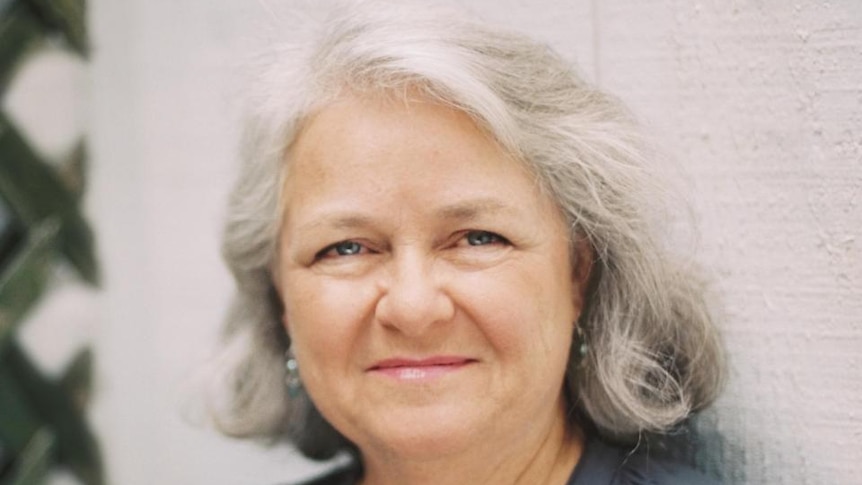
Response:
367,356,476,381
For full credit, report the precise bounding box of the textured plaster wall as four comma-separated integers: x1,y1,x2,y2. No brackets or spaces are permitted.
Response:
69,0,862,484
596,2,862,484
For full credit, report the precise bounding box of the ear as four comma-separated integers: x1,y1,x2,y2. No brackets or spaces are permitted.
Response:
282,314,291,334
571,235,594,312
279,302,293,347
267,280,289,333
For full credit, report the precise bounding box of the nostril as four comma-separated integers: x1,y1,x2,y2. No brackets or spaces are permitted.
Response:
374,286,455,335
373,254,456,334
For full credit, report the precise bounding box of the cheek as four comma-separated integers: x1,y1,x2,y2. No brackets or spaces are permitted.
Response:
282,275,376,362
453,261,576,360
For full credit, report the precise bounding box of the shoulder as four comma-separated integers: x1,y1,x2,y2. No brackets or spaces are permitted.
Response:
613,449,721,485
568,438,721,485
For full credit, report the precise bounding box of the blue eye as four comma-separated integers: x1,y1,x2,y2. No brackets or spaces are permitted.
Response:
465,231,506,246
334,241,362,255
318,240,364,259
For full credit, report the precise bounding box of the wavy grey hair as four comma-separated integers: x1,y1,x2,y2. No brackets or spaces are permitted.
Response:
210,0,724,460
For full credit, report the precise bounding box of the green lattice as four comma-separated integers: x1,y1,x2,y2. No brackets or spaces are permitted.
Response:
0,0,102,484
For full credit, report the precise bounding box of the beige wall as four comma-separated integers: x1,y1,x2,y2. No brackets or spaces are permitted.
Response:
595,2,862,483
18,0,851,483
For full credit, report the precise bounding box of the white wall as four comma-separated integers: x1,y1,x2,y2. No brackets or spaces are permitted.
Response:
68,0,861,483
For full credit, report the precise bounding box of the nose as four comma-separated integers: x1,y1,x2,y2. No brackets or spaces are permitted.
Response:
374,250,455,336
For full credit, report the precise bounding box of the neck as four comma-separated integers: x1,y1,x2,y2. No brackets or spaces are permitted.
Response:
358,403,584,485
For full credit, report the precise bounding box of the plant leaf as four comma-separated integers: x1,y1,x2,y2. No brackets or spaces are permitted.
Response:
23,0,87,56
0,218,58,355
4,342,104,485
0,1,44,93
0,115,99,285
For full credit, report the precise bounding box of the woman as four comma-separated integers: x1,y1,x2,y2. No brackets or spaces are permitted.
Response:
211,1,725,484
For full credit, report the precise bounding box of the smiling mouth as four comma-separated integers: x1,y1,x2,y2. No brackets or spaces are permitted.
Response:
368,356,476,381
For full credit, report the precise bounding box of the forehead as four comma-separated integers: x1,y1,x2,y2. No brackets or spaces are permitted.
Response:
286,93,530,191
278,93,566,234
290,93,506,168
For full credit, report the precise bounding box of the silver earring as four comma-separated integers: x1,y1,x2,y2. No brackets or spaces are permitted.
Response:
575,325,588,361
285,350,302,398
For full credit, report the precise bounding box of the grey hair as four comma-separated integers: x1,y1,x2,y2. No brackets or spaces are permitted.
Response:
210,0,724,458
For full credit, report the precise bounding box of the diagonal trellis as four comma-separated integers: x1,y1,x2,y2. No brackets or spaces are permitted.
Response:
0,0,103,484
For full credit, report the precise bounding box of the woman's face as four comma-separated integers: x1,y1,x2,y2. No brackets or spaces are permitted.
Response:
278,94,588,459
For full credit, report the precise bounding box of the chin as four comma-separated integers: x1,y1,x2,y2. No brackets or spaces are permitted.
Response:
359,404,486,458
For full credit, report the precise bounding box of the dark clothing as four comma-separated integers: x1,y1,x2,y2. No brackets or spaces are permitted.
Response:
566,437,719,484
294,437,719,485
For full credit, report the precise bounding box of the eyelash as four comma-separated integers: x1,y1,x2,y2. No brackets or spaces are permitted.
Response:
316,240,368,259
315,230,510,260
463,230,509,247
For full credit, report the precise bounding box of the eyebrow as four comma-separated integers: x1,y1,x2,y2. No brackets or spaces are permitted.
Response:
434,198,514,221
299,213,374,232
296,198,516,233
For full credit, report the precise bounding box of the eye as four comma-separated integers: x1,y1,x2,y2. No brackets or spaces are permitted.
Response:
316,240,366,259
464,230,509,247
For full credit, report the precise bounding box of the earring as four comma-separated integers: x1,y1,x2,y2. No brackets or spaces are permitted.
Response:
285,350,302,398
575,325,588,361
